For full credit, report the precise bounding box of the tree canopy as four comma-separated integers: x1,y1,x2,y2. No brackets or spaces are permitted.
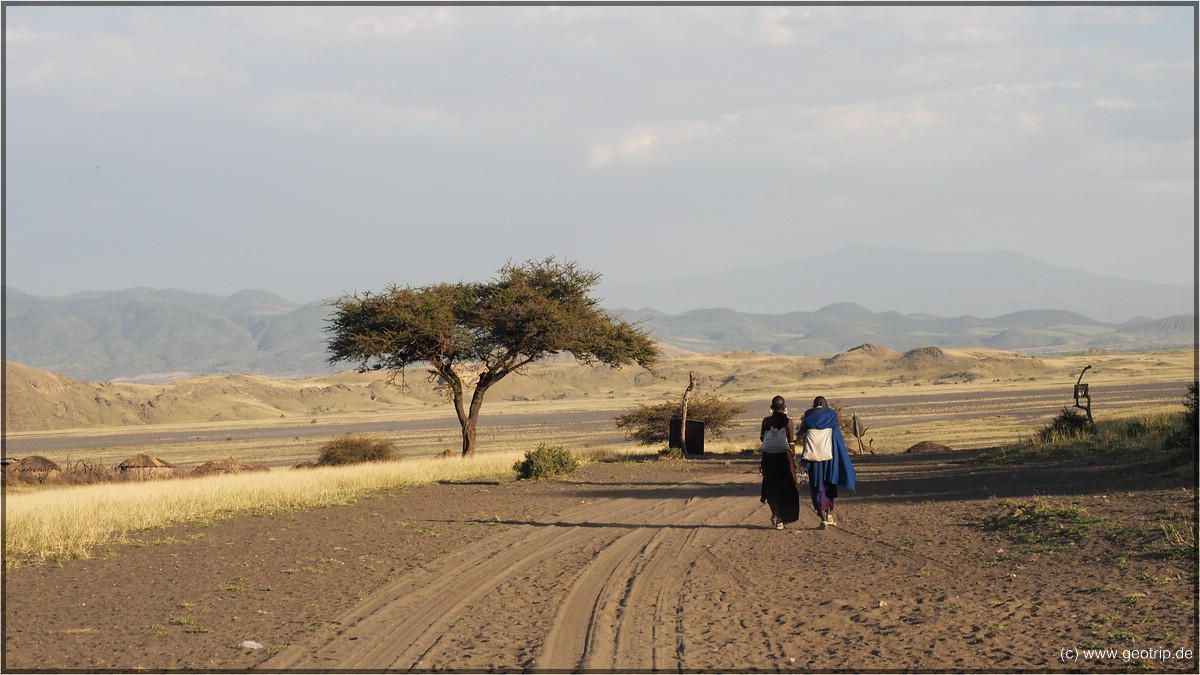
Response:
326,258,659,457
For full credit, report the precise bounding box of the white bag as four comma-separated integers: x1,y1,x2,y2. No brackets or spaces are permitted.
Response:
801,428,833,462
759,426,792,452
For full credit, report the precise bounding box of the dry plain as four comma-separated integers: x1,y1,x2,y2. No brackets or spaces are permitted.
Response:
2,346,1196,673
3,346,1194,466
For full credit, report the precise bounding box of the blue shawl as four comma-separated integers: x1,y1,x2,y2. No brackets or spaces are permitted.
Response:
801,406,857,492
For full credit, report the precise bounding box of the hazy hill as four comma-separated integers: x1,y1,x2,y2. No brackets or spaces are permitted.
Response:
4,285,1193,383
5,287,339,382
615,305,1193,358
597,246,1194,323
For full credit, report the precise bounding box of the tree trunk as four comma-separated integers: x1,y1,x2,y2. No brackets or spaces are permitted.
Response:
460,416,478,458
450,391,475,458
460,381,493,458
439,365,474,457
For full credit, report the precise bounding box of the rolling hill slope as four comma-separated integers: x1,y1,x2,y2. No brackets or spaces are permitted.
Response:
4,286,1193,383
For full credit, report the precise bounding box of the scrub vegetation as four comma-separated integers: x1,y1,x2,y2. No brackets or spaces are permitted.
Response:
513,443,579,480
317,434,398,465
988,397,1196,479
614,395,746,445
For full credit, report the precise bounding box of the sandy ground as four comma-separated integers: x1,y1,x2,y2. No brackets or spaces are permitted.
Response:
4,448,1196,673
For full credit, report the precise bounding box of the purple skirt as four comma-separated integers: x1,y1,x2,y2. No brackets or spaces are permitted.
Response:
807,459,839,514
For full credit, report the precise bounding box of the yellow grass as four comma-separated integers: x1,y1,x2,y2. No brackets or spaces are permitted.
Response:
4,451,527,566
3,442,700,567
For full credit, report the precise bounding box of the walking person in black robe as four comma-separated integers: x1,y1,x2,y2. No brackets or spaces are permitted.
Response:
759,395,801,529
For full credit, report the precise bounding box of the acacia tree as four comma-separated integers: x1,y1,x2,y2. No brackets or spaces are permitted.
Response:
326,258,659,458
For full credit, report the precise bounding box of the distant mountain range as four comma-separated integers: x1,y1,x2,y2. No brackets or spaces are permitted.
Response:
597,246,1194,324
4,280,1193,383
4,287,335,383
617,304,1192,357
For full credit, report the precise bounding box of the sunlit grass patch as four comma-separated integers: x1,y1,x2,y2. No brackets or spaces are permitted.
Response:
576,445,657,463
4,451,524,566
1161,517,1198,561
987,411,1189,474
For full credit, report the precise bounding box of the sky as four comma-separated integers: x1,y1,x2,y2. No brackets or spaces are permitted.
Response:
4,3,1196,307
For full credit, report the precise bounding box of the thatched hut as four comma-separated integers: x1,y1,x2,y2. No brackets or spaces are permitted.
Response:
117,454,176,480
15,455,62,482
192,457,267,477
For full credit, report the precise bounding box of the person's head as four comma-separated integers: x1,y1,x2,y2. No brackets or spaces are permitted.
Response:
770,395,787,413
812,396,828,408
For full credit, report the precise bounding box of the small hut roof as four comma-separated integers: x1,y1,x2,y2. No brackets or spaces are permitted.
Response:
904,441,954,454
118,454,175,468
192,457,253,475
18,455,61,471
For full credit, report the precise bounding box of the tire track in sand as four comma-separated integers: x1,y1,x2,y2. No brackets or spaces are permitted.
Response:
262,472,759,671
533,476,760,672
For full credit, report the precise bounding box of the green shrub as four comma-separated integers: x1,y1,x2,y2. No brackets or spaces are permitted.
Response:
317,434,397,466
513,444,578,480
1113,414,1176,439
1185,381,1198,438
657,445,685,460
1166,382,1198,449
1036,407,1093,443
1158,381,1198,472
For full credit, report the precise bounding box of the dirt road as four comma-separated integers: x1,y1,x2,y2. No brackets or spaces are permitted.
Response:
256,454,1195,673
5,449,1195,672
262,470,761,672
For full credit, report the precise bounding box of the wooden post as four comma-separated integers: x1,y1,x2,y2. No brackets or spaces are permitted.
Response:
679,371,696,452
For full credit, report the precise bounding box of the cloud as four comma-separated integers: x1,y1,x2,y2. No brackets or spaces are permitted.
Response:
248,89,455,138
858,6,1031,47
8,17,248,110
209,5,461,47
5,4,1192,295
759,7,803,45
775,98,939,164
345,9,459,40
7,6,465,116
937,23,1016,46
1047,5,1164,29
969,81,1083,98
588,118,726,167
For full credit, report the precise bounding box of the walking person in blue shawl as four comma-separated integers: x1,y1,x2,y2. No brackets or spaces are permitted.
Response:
799,396,857,529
